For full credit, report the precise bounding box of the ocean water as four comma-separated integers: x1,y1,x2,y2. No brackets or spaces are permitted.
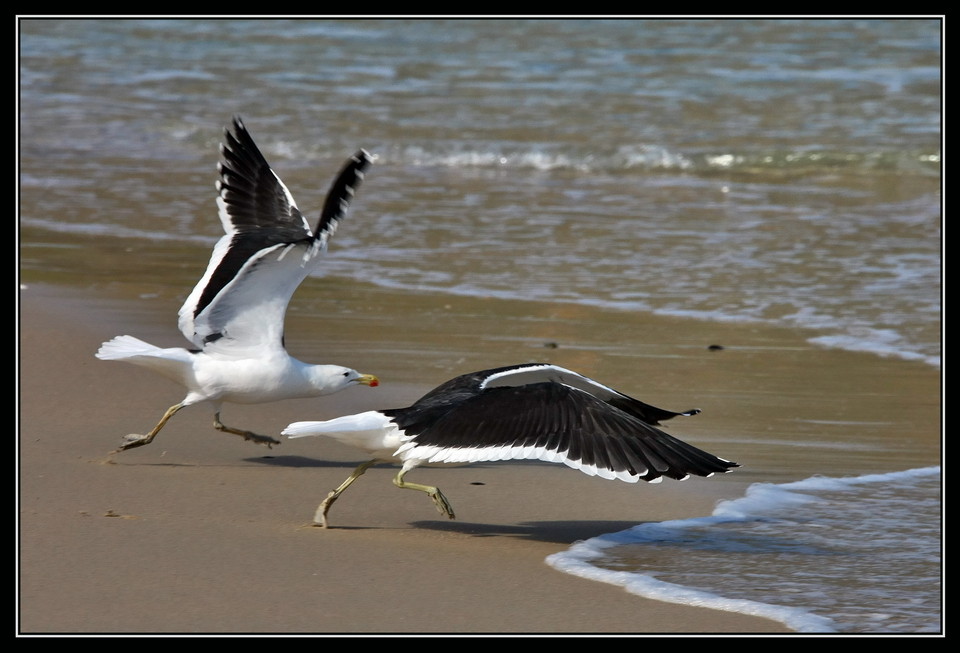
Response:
547,466,942,634
18,18,942,634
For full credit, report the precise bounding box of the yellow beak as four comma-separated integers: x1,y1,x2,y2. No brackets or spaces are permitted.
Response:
357,373,380,387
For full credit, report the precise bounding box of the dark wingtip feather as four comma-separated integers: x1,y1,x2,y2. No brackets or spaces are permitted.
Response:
315,148,373,237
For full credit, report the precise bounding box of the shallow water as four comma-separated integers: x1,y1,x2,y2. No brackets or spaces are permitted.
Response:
19,18,941,366
547,466,942,633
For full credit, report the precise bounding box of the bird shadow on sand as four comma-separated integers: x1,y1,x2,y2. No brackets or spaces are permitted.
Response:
291,518,646,544
246,454,504,471
407,519,646,544
246,454,371,469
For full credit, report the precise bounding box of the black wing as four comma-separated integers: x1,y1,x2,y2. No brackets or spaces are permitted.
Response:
391,378,736,482
178,117,371,350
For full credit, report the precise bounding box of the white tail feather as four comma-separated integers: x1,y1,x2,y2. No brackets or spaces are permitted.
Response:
282,411,390,438
96,335,162,360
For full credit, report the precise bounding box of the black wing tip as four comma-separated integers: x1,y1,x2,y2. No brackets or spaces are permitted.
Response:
709,456,741,474
313,146,374,235
667,456,739,481
349,149,374,176
222,117,372,174
228,114,245,134
218,116,256,166
221,116,262,162
219,116,246,150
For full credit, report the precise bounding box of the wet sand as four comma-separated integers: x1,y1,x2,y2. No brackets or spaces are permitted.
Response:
17,280,940,635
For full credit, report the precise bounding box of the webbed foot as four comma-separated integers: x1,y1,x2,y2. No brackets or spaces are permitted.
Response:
110,433,153,454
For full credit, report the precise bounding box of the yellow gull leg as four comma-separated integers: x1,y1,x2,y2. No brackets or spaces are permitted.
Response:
110,402,184,454
393,469,456,520
213,411,280,448
315,459,379,529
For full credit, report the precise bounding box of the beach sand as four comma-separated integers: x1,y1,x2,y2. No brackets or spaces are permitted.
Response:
17,280,940,635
